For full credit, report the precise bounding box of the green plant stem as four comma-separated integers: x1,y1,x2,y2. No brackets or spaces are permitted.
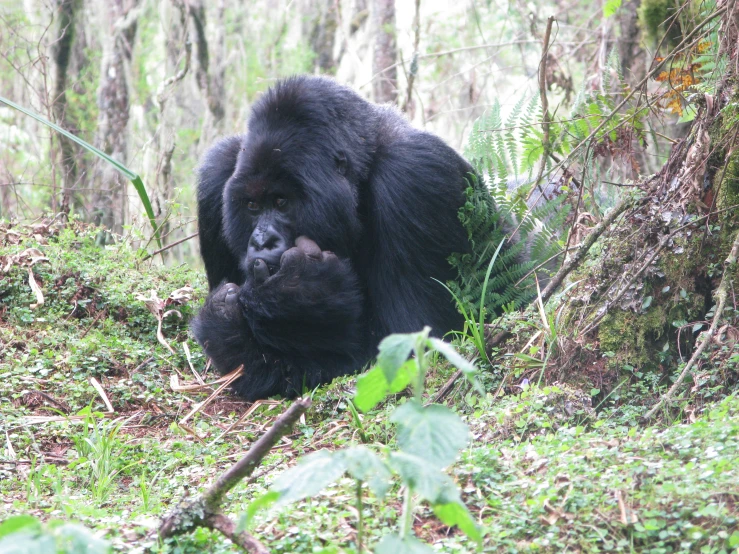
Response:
400,486,414,539
356,480,364,553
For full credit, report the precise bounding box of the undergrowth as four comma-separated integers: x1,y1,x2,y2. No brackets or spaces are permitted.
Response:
1,222,738,553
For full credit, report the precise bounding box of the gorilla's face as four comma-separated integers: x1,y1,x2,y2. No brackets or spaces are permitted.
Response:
221,136,360,285
222,155,297,279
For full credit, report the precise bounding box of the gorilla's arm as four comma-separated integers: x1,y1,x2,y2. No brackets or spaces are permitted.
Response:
361,131,471,338
240,237,366,358
192,238,367,400
197,136,245,289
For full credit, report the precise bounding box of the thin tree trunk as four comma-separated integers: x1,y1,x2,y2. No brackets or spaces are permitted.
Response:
51,0,78,217
372,0,397,104
92,0,139,237
307,0,339,74
189,0,225,127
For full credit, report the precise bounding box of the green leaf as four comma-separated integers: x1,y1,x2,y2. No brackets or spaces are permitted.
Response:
433,501,482,543
388,360,417,394
391,402,469,469
51,523,111,554
354,359,416,413
428,338,483,395
0,516,40,539
604,0,621,17
374,534,436,554
354,366,389,413
241,491,280,530
388,452,461,503
376,332,417,383
0,534,56,554
341,446,393,499
0,95,161,248
270,450,348,508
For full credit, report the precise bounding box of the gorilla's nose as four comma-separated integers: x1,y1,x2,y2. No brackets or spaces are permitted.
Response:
248,226,286,254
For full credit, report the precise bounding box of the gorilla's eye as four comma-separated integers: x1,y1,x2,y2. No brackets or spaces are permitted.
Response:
275,197,288,208
246,201,260,211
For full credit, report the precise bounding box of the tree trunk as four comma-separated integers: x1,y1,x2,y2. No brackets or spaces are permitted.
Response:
307,0,339,74
189,0,225,134
617,0,644,83
51,0,78,217
372,0,397,104
92,0,139,237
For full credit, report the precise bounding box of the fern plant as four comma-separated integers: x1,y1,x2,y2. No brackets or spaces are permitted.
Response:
447,175,534,325
448,95,565,324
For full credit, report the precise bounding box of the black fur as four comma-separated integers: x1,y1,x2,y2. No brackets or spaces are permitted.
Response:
191,76,472,400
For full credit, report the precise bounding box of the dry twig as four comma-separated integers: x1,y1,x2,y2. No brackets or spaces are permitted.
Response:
643,228,739,421
159,398,311,552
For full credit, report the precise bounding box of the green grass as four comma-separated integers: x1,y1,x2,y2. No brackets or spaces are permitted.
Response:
1,221,738,553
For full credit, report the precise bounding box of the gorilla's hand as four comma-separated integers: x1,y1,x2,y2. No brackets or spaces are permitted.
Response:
191,281,253,371
204,281,243,319
250,236,341,288
243,236,361,324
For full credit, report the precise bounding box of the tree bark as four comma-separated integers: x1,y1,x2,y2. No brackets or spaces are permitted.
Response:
51,0,79,217
307,0,339,74
92,0,139,237
372,0,397,104
189,0,225,127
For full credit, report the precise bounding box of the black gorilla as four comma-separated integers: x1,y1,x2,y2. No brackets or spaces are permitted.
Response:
192,76,473,400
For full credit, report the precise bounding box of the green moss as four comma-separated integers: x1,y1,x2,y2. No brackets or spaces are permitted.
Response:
599,307,668,370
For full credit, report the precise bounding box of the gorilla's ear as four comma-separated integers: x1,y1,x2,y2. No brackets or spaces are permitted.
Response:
335,151,348,176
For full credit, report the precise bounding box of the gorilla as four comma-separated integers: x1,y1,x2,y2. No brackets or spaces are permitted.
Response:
191,75,475,401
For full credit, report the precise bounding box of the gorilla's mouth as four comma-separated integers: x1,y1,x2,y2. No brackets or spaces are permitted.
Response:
250,257,281,283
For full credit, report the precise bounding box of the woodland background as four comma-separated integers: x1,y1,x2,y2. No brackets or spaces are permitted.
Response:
1,0,662,259
2,0,739,553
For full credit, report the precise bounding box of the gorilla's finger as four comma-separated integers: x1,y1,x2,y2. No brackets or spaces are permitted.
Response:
280,246,303,266
295,236,322,259
225,285,239,306
253,259,270,285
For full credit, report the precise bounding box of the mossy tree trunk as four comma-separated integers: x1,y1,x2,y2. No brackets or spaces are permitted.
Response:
563,1,739,411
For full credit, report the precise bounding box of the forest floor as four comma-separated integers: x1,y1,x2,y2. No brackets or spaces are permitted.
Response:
1,221,738,554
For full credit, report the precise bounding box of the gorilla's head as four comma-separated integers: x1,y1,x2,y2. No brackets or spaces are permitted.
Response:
220,77,373,281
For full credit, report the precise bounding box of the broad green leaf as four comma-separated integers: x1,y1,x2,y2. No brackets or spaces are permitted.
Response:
354,359,416,412
429,337,485,396
391,402,469,468
428,338,477,377
342,446,392,499
354,365,390,412
433,502,482,544
0,516,40,538
374,533,436,554
52,524,111,554
270,450,348,508
388,451,463,504
388,359,417,393
0,534,56,554
604,0,621,17
376,333,417,382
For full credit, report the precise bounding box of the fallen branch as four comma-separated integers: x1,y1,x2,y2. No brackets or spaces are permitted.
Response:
642,228,739,421
159,398,311,551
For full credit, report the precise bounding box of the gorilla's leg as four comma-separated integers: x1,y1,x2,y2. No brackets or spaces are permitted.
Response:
192,276,365,401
